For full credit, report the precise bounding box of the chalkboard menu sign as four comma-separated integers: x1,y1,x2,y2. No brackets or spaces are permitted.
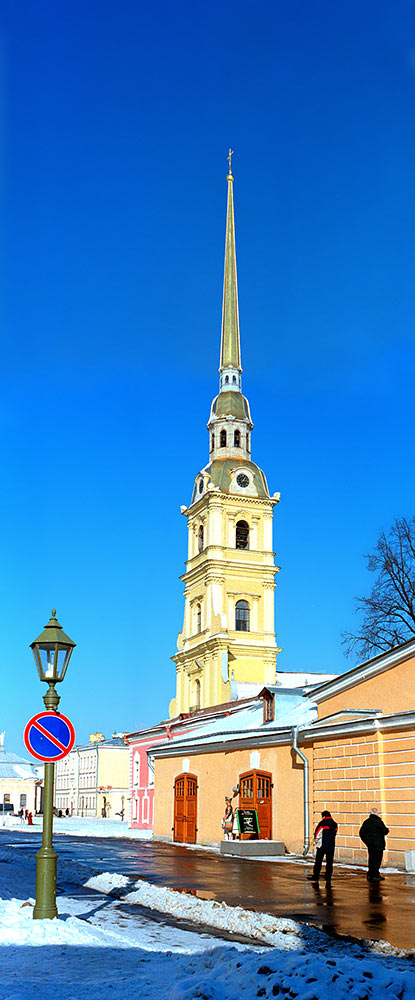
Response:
236,808,260,838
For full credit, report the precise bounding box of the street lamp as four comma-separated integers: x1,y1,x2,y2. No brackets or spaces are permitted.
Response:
30,610,76,920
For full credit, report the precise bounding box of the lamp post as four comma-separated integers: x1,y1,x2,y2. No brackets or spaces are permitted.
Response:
30,610,76,920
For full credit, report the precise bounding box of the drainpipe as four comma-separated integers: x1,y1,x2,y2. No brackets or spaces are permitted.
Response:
292,727,310,856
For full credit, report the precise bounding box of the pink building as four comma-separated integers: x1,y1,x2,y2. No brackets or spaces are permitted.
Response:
127,700,257,832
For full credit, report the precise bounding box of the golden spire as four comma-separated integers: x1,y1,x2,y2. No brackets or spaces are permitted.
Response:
220,151,241,372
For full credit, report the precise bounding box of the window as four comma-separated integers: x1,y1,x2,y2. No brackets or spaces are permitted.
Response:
246,434,250,452
236,520,249,549
234,430,240,447
211,434,215,451
263,693,275,723
232,375,236,383
20,795,27,808
198,525,204,552
134,755,140,787
196,603,202,632
194,678,201,709
198,479,203,494
235,599,250,631
225,375,229,384
220,430,227,447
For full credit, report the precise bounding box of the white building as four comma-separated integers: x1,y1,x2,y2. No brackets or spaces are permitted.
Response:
55,733,129,819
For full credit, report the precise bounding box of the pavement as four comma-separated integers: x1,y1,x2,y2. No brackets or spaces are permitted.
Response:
2,829,415,951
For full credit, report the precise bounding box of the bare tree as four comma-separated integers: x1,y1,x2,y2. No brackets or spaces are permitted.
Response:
342,516,415,660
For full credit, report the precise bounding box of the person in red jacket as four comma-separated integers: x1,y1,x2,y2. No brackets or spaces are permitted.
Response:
308,810,338,886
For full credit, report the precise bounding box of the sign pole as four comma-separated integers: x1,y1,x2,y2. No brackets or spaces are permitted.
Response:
23,708,75,919
33,761,58,919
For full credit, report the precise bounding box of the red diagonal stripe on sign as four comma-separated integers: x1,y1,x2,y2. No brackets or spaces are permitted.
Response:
33,720,67,752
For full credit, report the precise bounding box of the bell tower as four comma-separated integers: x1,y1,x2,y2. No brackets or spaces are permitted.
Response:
169,155,280,718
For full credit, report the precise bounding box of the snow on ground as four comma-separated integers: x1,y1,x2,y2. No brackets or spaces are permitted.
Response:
1,815,152,839
86,874,302,950
1,837,414,1000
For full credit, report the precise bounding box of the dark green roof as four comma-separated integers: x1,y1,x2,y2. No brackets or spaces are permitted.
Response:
192,459,269,501
210,391,251,421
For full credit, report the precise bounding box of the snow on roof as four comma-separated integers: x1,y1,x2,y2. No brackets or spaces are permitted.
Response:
0,751,38,781
275,670,339,688
151,689,318,754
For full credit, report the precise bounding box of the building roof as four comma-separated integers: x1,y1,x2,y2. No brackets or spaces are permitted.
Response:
151,689,317,757
198,458,269,498
0,751,39,781
73,736,128,752
209,391,251,421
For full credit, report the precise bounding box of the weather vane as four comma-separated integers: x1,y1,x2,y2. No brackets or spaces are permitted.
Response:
227,148,234,177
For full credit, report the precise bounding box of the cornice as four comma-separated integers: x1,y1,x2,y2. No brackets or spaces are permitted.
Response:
184,492,278,517
308,640,415,704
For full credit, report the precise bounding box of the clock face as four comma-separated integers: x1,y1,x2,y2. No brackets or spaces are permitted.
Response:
236,473,249,488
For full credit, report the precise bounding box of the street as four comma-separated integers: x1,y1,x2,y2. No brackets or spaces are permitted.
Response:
2,829,415,950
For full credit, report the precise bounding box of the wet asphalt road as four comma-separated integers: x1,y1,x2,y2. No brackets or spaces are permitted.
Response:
3,831,415,950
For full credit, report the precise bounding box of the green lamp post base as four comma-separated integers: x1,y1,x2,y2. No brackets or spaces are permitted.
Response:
33,844,59,919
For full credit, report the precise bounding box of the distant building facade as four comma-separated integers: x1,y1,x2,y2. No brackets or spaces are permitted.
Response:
55,733,129,819
0,734,41,815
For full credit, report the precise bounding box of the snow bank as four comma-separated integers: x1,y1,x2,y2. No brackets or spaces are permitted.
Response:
124,878,302,949
85,872,130,893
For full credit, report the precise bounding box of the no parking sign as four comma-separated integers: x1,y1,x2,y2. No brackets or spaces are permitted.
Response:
24,711,75,762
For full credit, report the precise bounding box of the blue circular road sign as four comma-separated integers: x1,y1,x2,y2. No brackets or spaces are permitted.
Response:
24,711,75,762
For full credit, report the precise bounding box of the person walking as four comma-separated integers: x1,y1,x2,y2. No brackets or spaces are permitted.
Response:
308,810,338,885
359,807,389,882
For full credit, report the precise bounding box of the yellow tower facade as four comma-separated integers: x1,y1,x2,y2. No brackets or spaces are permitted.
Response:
169,157,280,717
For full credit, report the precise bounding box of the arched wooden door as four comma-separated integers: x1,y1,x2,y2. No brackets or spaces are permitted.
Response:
239,770,272,839
173,773,198,844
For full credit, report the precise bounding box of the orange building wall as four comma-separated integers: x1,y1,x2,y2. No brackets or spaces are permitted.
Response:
316,655,415,719
312,728,415,867
153,744,312,852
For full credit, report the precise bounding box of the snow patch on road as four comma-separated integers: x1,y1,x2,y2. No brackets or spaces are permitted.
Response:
85,872,130,892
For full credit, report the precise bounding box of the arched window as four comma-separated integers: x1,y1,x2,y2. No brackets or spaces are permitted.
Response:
232,375,236,383
236,520,249,549
234,429,240,447
246,434,250,453
211,433,215,451
198,525,204,552
194,678,201,709
225,375,229,384
196,603,202,632
133,755,140,787
235,599,250,631
220,429,227,447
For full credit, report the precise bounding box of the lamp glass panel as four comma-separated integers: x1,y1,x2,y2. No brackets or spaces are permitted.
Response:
56,646,72,681
37,646,57,680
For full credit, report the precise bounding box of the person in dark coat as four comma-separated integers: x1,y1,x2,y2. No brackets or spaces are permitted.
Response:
359,807,389,882
308,810,338,885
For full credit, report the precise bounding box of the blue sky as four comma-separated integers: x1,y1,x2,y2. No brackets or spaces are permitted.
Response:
1,1,414,754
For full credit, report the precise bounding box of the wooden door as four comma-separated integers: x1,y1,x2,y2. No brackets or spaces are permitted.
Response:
239,770,272,840
173,773,198,844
